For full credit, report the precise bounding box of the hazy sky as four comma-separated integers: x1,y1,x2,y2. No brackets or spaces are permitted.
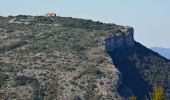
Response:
0,0,170,48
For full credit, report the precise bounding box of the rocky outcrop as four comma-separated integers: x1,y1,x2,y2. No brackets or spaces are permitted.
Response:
105,27,135,52
8,16,35,25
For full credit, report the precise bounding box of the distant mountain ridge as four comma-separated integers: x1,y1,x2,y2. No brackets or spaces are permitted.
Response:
151,47,170,59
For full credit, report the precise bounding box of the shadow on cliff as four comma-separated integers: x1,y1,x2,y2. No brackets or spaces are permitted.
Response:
107,42,152,99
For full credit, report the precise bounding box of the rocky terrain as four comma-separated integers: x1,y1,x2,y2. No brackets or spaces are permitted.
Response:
0,15,170,100
0,15,126,100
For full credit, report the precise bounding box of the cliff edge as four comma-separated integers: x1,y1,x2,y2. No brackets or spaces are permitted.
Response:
105,26,134,52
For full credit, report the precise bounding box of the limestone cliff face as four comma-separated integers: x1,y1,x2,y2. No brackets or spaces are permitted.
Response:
105,27,135,52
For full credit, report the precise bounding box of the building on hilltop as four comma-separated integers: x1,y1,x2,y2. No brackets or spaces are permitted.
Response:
45,13,56,17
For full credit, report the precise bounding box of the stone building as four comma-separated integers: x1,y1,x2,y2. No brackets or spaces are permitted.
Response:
45,13,56,17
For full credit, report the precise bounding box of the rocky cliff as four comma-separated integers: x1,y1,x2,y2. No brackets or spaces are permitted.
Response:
106,27,170,99
105,27,135,52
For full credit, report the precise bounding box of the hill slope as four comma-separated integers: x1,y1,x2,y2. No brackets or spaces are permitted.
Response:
0,15,170,99
108,43,170,99
0,15,124,100
151,47,170,59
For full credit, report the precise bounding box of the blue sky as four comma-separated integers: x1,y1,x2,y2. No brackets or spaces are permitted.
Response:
0,0,170,48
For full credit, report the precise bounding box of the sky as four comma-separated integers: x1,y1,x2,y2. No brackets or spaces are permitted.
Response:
0,0,170,48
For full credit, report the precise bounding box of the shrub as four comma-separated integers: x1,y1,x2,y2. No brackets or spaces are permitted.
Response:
152,87,164,100
0,73,8,87
15,75,37,86
129,95,137,100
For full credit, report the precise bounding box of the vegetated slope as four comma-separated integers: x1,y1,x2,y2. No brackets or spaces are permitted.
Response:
1,15,170,100
108,42,170,99
0,15,124,100
151,47,170,59
129,43,170,94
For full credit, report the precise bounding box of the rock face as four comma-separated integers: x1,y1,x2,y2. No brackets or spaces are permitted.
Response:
105,27,135,52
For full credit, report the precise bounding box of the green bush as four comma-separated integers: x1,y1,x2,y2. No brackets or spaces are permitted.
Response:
15,75,37,86
0,73,8,87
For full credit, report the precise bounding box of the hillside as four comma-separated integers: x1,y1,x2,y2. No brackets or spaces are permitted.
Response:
0,15,124,100
108,43,170,99
0,15,170,100
151,47,170,59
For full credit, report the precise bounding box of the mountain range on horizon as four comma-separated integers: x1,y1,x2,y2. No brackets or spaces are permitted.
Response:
151,47,170,59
